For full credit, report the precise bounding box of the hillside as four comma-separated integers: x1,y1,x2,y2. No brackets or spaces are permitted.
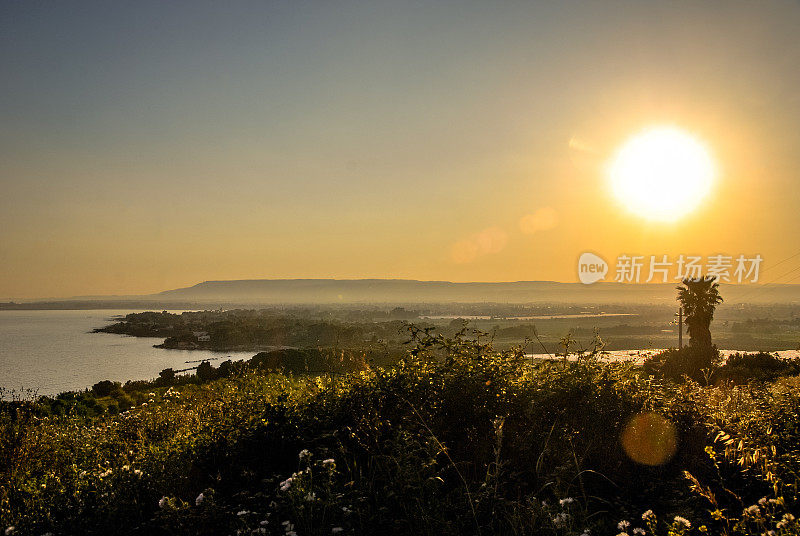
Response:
155,278,800,304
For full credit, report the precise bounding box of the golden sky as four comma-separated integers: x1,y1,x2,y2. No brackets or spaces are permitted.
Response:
2,1,799,298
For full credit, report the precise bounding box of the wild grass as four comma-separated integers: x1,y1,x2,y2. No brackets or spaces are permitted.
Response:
1,328,799,535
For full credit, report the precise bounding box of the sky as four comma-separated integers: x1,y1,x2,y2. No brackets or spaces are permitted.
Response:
2,0,800,298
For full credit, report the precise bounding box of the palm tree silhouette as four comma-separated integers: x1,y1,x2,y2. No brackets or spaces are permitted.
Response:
676,276,723,352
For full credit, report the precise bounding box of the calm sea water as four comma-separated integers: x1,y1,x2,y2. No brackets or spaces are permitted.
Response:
0,310,254,396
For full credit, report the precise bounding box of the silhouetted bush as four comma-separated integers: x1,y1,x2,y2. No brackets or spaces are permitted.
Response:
713,352,800,384
92,380,120,397
196,361,218,382
643,346,720,382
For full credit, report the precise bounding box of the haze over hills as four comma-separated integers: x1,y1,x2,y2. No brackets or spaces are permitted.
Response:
152,278,800,305
3,279,800,308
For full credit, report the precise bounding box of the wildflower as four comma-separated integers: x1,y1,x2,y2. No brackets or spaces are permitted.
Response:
642,510,655,522
99,469,112,478
195,492,204,506
758,497,768,506
305,492,316,501
633,529,646,536
322,458,336,467
342,506,352,514
298,449,311,461
332,529,344,534
745,505,760,516
158,497,168,509
237,510,249,516
674,516,691,529
559,497,575,506
777,513,796,529
4,527,14,535
279,477,293,491
552,512,571,529
618,520,631,530
260,520,269,526
133,469,143,477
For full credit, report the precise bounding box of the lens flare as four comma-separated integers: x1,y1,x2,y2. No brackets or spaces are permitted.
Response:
621,412,678,466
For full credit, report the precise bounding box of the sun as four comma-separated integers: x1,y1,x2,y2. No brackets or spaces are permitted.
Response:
609,126,715,222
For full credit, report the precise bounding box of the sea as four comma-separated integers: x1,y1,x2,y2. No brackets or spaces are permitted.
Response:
0,310,254,396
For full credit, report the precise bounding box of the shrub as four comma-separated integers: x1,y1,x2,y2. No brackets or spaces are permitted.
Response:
92,380,120,397
713,352,800,384
643,346,720,382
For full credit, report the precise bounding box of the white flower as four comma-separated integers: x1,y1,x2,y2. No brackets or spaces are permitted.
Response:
158,496,168,509
279,477,294,492
618,520,631,530
559,497,574,506
298,449,311,461
552,512,571,529
745,505,760,515
322,458,336,467
673,516,691,528
195,492,204,506
758,497,768,506
305,492,316,501
237,510,249,516
633,529,646,536
332,528,344,534
777,513,796,529
642,510,655,522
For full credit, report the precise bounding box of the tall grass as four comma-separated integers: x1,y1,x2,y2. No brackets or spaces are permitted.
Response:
1,328,799,535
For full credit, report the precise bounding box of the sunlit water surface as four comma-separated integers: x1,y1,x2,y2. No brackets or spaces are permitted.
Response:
0,310,254,396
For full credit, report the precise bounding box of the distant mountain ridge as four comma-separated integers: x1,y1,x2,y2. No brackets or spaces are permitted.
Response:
151,278,800,304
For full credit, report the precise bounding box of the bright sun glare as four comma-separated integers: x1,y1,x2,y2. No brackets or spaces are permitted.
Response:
609,126,715,222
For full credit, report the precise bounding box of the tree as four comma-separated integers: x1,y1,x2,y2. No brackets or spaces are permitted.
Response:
676,276,723,353
196,361,217,382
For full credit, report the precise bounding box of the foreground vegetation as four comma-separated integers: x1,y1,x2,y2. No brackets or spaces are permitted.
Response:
2,327,800,535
